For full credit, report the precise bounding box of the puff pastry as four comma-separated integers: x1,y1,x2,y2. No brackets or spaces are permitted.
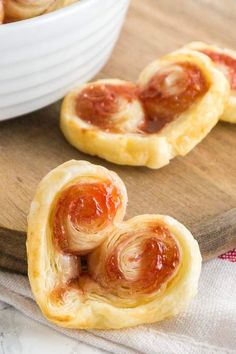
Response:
61,49,229,169
4,0,78,21
27,160,202,329
187,42,236,123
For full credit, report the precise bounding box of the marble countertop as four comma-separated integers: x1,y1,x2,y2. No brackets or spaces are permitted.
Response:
0,303,106,354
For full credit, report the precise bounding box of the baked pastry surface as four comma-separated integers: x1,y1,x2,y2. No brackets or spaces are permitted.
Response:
27,160,202,329
187,42,236,123
61,50,229,168
4,0,77,21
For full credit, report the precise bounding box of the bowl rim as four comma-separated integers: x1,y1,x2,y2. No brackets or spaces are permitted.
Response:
0,0,98,30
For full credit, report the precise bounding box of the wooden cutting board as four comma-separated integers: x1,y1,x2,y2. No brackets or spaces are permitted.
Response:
0,0,236,272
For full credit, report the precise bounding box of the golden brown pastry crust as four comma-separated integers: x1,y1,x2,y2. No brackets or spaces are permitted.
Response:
27,160,202,329
4,0,78,21
46,0,78,13
61,50,229,169
187,42,236,123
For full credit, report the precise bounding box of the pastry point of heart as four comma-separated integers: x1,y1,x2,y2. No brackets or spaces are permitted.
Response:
27,160,202,329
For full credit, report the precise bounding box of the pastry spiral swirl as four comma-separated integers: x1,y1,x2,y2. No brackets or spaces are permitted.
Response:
52,179,124,254
187,42,236,123
27,160,202,329
87,217,181,303
61,49,229,168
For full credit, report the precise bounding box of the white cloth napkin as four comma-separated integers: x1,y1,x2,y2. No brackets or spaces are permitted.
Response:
0,256,235,354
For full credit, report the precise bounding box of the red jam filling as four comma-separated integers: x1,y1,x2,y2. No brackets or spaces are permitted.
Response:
53,182,121,254
105,225,180,294
76,83,138,131
76,63,209,134
200,49,236,90
139,62,209,133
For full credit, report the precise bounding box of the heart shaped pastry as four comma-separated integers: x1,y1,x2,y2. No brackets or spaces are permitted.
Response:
27,160,202,329
187,42,236,123
61,49,229,168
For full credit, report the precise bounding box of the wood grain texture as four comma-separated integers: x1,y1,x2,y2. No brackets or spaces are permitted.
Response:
1,208,236,275
0,0,236,267
0,227,27,274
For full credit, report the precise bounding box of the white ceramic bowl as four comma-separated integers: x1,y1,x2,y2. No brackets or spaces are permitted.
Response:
0,0,130,121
